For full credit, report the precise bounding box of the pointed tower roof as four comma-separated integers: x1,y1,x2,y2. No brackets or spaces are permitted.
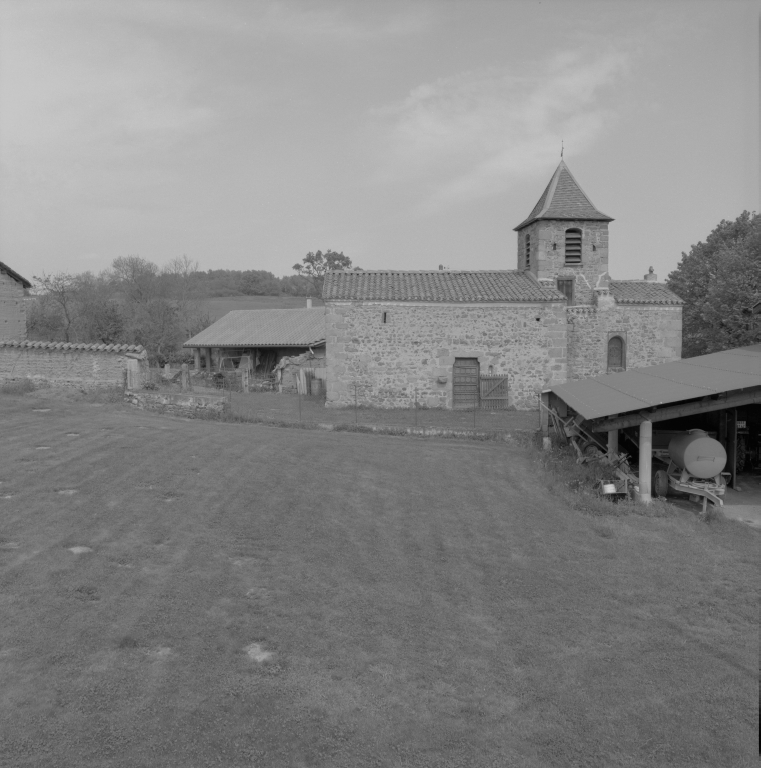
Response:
514,160,613,230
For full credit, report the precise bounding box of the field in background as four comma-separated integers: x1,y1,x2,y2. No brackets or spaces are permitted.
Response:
0,393,757,767
200,295,324,322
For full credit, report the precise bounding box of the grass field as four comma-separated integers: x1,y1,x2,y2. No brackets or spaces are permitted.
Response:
0,393,757,767
200,295,323,322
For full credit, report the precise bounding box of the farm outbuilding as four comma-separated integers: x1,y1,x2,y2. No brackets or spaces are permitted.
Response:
0,260,32,341
543,344,761,503
183,307,325,381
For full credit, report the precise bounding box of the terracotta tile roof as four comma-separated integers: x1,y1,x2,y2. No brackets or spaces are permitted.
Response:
0,340,145,352
323,270,566,302
0,261,32,289
610,281,684,305
183,308,325,348
515,160,613,230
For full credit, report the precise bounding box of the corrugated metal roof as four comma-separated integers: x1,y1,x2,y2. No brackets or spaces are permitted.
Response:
610,281,683,305
514,160,613,230
323,270,565,303
550,344,761,421
183,308,325,348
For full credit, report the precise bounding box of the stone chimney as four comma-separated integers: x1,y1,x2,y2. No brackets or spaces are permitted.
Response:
644,266,657,282
306,297,312,308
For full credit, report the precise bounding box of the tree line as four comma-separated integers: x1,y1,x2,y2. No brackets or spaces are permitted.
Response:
26,250,355,365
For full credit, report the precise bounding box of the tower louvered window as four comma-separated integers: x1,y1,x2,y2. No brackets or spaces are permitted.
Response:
525,234,531,269
564,228,582,264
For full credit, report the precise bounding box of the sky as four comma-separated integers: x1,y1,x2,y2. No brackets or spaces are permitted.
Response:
0,0,758,283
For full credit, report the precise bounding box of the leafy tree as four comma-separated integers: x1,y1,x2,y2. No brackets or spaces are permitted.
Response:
76,273,123,344
292,250,353,297
667,211,760,357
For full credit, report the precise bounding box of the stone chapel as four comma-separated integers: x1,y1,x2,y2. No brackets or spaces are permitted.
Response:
323,160,683,410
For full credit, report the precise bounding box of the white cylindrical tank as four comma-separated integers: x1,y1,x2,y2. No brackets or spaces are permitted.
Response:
668,430,727,479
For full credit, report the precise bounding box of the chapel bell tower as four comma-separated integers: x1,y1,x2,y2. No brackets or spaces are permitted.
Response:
514,160,613,306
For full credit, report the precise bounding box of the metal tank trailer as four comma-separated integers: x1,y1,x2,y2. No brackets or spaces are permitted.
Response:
652,429,729,511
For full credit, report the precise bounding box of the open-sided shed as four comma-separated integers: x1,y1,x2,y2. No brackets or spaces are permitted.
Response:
543,344,761,501
183,308,325,374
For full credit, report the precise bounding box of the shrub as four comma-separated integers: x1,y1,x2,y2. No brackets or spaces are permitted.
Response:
0,378,36,395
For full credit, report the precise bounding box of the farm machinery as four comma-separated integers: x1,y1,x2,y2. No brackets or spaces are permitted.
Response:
544,404,729,509
651,430,729,511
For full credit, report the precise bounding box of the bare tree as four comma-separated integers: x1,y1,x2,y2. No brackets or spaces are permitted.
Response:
30,273,83,342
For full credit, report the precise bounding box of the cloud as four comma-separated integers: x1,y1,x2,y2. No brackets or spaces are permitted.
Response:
373,49,630,213
0,9,217,212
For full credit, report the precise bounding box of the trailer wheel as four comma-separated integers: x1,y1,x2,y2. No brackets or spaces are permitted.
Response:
653,469,670,498
580,441,604,459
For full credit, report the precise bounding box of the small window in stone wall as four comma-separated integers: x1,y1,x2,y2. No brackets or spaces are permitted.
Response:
525,234,531,269
564,228,582,264
557,279,574,306
607,336,625,372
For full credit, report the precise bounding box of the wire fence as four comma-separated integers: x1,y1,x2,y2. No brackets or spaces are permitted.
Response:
134,367,537,434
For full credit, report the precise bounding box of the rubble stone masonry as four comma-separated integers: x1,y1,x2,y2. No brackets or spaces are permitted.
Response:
567,304,682,380
325,301,568,409
0,342,145,388
519,219,609,305
0,271,26,341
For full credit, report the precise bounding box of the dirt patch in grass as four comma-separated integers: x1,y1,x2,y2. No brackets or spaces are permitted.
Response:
244,642,273,662
0,397,756,768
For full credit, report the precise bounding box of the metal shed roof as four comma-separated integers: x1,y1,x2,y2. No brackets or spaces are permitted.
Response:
550,344,761,421
183,308,325,348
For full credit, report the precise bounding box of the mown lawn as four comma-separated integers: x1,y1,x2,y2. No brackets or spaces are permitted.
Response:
0,394,757,767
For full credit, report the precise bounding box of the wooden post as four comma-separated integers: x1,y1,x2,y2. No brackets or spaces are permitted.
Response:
181,363,189,392
727,409,737,489
639,419,653,504
164,362,171,378
193,348,201,372
203,347,211,371
607,429,618,458
540,391,551,450
242,368,249,394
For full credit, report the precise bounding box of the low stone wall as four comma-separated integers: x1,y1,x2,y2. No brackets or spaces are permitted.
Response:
125,390,229,418
0,340,146,388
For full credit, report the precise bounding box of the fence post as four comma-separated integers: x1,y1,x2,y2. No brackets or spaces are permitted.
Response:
298,383,302,422
354,382,358,425
414,387,417,427
181,363,189,392
473,391,477,429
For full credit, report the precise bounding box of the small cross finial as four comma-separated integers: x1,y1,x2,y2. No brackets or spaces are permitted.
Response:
561,140,563,159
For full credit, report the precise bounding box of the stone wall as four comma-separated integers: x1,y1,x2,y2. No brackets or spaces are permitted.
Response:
567,304,682,380
124,390,228,418
519,219,609,305
0,340,146,388
0,271,26,341
325,301,567,409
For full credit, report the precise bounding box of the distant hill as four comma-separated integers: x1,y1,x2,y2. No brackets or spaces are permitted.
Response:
200,295,324,322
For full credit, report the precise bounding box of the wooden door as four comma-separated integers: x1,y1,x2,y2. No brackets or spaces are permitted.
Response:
453,358,480,409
